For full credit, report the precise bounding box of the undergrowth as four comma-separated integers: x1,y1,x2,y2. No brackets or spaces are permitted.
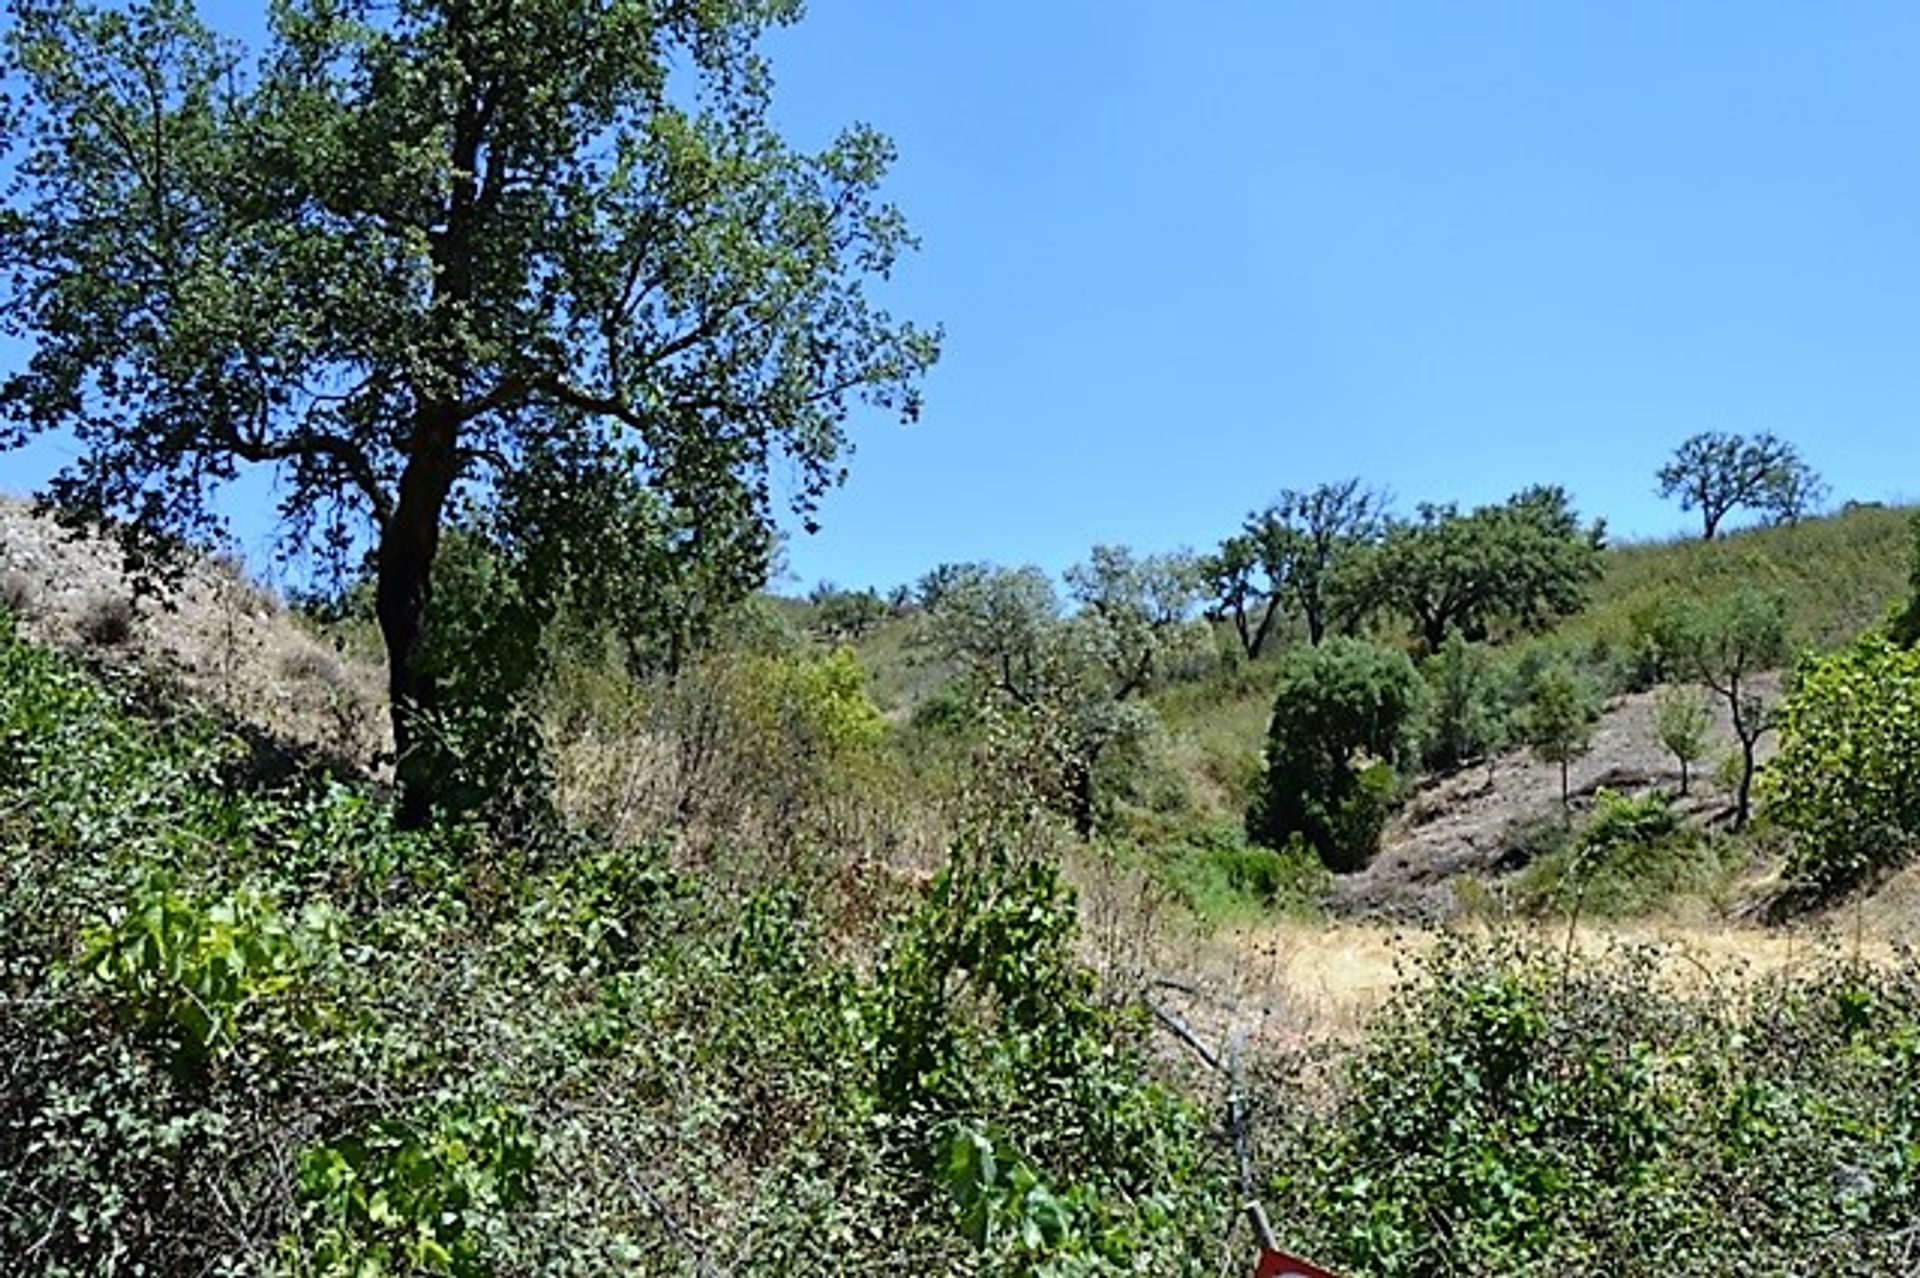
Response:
0,610,1234,1274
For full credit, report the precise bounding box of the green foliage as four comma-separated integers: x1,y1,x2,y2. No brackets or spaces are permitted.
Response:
1654,684,1712,794
0,0,937,820
1766,637,1920,893
80,874,337,1078
1251,638,1426,871
1263,939,1920,1275
807,583,892,642
1376,485,1604,651
0,615,1230,1273
1890,510,1920,646
1420,632,1509,771
866,821,1229,1271
293,1101,537,1277
1647,585,1790,827
1509,790,1735,916
1155,823,1330,922
917,554,1202,836
1656,430,1825,539
1518,659,1596,810
1204,479,1386,655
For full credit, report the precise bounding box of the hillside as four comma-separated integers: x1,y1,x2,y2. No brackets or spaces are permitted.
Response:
0,496,389,769
818,503,1918,926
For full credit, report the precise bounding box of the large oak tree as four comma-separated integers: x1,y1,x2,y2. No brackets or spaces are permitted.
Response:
0,0,937,823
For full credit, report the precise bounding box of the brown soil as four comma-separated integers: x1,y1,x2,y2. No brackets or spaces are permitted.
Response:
0,495,389,769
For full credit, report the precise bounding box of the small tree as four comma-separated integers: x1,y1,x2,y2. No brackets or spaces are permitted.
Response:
1649,588,1790,828
1521,660,1594,819
919,553,1201,838
1250,638,1426,872
1653,685,1711,796
1656,432,1823,540
1421,632,1508,773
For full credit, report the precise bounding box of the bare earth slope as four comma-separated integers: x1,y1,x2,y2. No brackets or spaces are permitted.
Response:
0,495,387,767
1334,676,1782,919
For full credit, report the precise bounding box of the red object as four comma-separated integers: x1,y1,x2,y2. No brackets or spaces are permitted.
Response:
1254,1248,1343,1278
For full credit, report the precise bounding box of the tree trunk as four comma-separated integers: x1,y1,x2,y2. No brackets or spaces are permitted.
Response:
376,405,462,829
1560,756,1571,822
1735,736,1756,830
1679,757,1690,797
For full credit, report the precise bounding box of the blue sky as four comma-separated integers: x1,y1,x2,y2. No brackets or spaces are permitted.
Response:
6,2,1919,594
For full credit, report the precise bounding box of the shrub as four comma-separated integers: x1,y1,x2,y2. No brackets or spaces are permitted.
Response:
1160,824,1329,921
1509,789,1732,917
291,1099,537,1276
1250,638,1426,872
76,593,137,647
79,874,337,1078
1766,637,1920,892
1420,633,1508,771
1260,938,1920,1275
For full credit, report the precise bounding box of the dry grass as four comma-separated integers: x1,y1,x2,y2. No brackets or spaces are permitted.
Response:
1145,912,1912,1059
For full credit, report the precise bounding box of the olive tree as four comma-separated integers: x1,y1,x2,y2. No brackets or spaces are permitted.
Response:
1649,588,1790,828
1656,432,1824,540
918,551,1202,837
0,0,937,824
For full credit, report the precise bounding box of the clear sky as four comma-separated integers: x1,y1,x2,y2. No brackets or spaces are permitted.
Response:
6,2,1919,595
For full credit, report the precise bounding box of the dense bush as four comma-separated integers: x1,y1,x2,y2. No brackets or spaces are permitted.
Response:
1259,938,1920,1275
1767,636,1920,893
0,611,1232,1274
1419,633,1508,772
1250,639,1426,871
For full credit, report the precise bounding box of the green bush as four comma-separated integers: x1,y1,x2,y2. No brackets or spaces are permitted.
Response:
291,1100,537,1277
1509,789,1735,916
1767,636,1920,892
1420,632,1508,771
0,613,1234,1274
1159,824,1330,921
1250,638,1426,872
1260,938,1920,1275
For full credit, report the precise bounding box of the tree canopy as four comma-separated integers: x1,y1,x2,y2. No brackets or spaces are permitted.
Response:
1378,486,1604,652
1201,479,1386,658
1656,431,1824,540
0,0,938,822
916,550,1202,836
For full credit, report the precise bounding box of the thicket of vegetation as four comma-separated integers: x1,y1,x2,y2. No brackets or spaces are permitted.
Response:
1259,938,1920,1275
0,608,1240,1274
